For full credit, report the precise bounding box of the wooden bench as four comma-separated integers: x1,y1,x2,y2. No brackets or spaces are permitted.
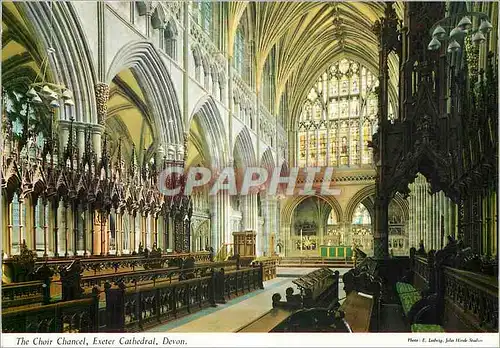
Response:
340,291,374,332
395,281,440,330
2,287,100,333
2,280,49,309
236,308,295,332
105,266,264,332
244,268,348,332
399,243,498,333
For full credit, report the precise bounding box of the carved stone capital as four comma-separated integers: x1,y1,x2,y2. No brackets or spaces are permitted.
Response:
95,82,110,125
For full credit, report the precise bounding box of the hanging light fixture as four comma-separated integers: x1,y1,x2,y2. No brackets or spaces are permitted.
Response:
49,99,60,108
41,85,55,96
62,89,73,100
472,31,486,45
479,19,493,34
24,3,75,111
428,37,442,51
26,88,38,98
449,27,465,40
48,92,59,101
31,94,43,104
447,40,461,53
427,13,494,56
457,16,472,30
432,25,446,40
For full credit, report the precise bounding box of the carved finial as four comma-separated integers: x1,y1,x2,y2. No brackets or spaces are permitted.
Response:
129,143,137,180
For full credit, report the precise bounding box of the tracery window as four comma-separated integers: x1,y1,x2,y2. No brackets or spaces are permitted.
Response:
352,203,371,225
297,59,383,167
200,1,213,36
34,200,48,255
234,27,245,75
11,193,25,255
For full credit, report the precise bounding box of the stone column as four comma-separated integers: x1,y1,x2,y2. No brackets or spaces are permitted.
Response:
408,187,414,249
261,195,277,256
210,192,230,256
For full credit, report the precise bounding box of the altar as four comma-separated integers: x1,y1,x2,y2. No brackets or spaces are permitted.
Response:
319,245,353,259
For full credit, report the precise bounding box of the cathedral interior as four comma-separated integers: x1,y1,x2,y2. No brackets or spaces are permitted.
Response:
1,1,498,335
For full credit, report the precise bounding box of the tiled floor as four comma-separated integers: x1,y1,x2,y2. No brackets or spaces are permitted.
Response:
148,267,348,332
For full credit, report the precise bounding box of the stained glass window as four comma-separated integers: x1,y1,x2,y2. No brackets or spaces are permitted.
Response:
34,201,47,253
11,193,22,254
327,210,337,224
299,135,306,167
234,27,245,75
319,131,327,166
352,203,371,225
123,214,130,251
200,1,212,36
297,59,382,168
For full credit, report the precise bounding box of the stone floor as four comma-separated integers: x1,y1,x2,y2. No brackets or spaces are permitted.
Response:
148,267,348,332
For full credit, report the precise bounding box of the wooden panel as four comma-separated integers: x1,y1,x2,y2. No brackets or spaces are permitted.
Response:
236,308,293,332
341,292,373,332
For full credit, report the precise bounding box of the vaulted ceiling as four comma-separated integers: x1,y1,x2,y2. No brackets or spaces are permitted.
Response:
2,2,44,92
227,1,404,123
106,69,155,162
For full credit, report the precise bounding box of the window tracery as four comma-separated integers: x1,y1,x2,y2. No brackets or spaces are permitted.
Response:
297,58,383,168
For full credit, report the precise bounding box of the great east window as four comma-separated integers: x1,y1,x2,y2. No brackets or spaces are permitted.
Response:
297,58,395,168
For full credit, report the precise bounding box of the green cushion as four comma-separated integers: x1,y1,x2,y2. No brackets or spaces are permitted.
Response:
400,292,422,314
396,282,417,294
411,324,445,332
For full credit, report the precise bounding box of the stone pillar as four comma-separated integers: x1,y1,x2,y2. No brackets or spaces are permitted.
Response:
261,195,277,256
210,192,230,256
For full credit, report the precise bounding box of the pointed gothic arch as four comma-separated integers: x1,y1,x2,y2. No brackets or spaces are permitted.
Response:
190,96,229,170
14,2,98,123
106,40,183,147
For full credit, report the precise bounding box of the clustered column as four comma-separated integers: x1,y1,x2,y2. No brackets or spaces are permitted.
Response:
408,174,457,251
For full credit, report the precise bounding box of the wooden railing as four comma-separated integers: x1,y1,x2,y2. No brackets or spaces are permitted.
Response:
105,265,264,332
81,260,237,292
2,288,100,333
3,251,212,281
251,257,279,281
272,268,340,310
412,254,435,292
408,251,498,332
1,280,50,308
215,266,264,303
292,268,339,307
441,267,498,332
105,276,215,332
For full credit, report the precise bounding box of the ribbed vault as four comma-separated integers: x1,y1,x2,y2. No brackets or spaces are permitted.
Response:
228,2,403,122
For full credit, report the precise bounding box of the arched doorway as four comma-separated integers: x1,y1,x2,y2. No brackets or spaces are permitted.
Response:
346,194,409,256
350,202,374,254
290,196,337,256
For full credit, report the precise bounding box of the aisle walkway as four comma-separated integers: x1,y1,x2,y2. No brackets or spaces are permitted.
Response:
148,267,348,332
